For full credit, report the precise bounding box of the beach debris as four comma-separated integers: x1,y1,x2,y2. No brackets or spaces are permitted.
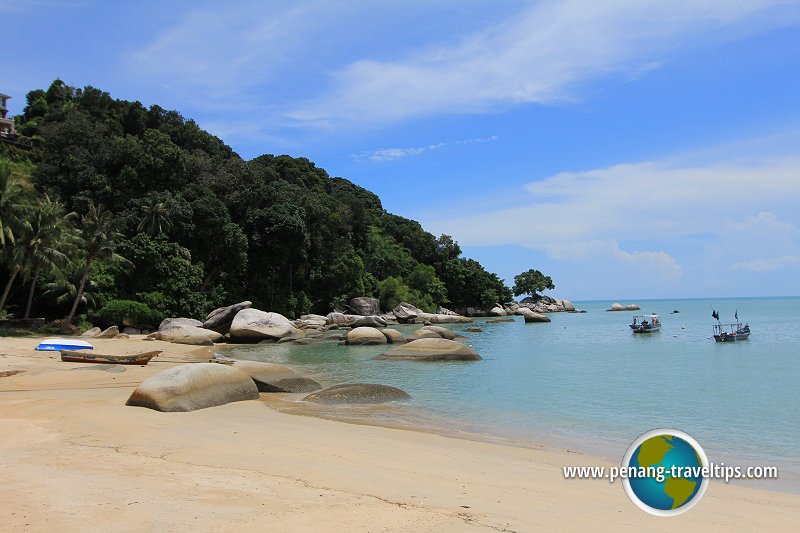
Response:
229,360,322,393
202,301,252,334
374,338,482,361
346,326,388,345
303,383,411,404
126,363,259,412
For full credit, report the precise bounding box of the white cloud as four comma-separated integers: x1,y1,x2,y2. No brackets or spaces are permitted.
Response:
734,255,800,272
288,0,797,126
350,135,498,162
423,155,800,276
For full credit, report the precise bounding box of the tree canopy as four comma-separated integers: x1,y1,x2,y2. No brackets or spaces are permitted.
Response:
512,269,555,298
0,79,513,324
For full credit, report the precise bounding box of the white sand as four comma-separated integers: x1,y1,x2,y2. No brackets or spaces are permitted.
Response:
1,335,799,532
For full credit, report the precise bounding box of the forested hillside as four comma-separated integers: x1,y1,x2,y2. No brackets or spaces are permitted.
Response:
0,80,511,326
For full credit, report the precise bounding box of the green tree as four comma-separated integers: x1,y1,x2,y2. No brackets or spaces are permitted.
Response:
18,196,75,318
0,160,33,246
136,191,175,236
63,201,130,326
512,269,555,298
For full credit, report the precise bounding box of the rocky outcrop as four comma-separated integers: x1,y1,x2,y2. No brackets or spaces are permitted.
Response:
156,326,223,345
126,363,259,412
489,306,506,316
392,302,420,323
81,327,101,338
350,315,387,328
229,309,299,342
407,328,442,340
95,326,120,339
607,303,639,311
203,301,252,333
463,327,483,332
421,325,460,340
374,338,482,361
349,297,380,316
523,312,551,323
381,328,406,344
303,384,411,405
160,317,203,331
230,360,322,393
346,326,388,345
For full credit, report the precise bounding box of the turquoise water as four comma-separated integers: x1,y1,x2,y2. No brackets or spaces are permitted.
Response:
223,297,800,489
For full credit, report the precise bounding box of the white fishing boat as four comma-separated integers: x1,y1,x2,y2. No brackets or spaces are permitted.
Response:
629,314,661,334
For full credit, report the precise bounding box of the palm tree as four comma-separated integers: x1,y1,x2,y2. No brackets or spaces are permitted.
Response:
136,192,173,236
19,196,75,318
63,201,129,326
0,160,33,246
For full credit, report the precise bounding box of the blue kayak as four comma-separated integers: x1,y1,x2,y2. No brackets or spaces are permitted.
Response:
36,338,94,351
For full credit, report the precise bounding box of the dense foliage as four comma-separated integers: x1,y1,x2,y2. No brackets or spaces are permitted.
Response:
512,269,555,297
0,80,514,323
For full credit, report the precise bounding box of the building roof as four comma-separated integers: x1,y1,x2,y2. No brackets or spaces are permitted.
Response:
0,93,10,99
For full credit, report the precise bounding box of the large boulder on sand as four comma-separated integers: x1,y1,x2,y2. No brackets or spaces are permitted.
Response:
95,326,120,339
346,327,388,345
374,338,482,361
349,297,380,316
126,363,259,412
159,317,203,331
156,326,224,345
81,327,101,338
303,384,410,405
230,360,321,393
203,301,252,333
229,309,297,342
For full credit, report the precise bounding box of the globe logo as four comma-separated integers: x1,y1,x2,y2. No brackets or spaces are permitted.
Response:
622,429,709,516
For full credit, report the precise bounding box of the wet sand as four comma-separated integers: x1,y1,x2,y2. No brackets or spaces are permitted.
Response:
1,335,799,532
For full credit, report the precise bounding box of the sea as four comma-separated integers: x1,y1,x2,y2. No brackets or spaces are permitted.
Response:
221,296,800,491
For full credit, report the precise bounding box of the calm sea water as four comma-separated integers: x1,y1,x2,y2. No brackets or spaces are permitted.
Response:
223,297,800,490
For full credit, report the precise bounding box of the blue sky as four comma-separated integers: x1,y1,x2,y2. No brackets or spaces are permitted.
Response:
4,0,800,300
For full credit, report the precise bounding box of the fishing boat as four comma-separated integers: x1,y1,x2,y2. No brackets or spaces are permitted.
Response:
711,308,750,342
60,350,161,365
712,323,751,343
36,338,94,351
629,314,661,333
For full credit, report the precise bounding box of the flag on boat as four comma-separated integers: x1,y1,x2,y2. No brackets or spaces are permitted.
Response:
712,310,720,320
735,309,738,320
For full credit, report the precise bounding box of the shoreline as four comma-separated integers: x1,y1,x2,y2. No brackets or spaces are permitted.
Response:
2,335,800,531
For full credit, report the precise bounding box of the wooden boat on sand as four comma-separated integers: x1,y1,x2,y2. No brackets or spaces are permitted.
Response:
60,350,161,365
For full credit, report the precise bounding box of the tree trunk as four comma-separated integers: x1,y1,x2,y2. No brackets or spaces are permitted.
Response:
200,266,219,292
0,265,20,312
64,265,90,326
23,266,40,319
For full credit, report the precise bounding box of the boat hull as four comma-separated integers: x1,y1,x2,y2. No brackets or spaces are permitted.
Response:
629,325,661,333
60,350,160,365
713,332,750,342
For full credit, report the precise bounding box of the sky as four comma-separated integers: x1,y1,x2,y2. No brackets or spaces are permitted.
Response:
3,0,800,300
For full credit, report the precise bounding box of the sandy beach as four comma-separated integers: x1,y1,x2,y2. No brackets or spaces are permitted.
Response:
1,336,799,532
